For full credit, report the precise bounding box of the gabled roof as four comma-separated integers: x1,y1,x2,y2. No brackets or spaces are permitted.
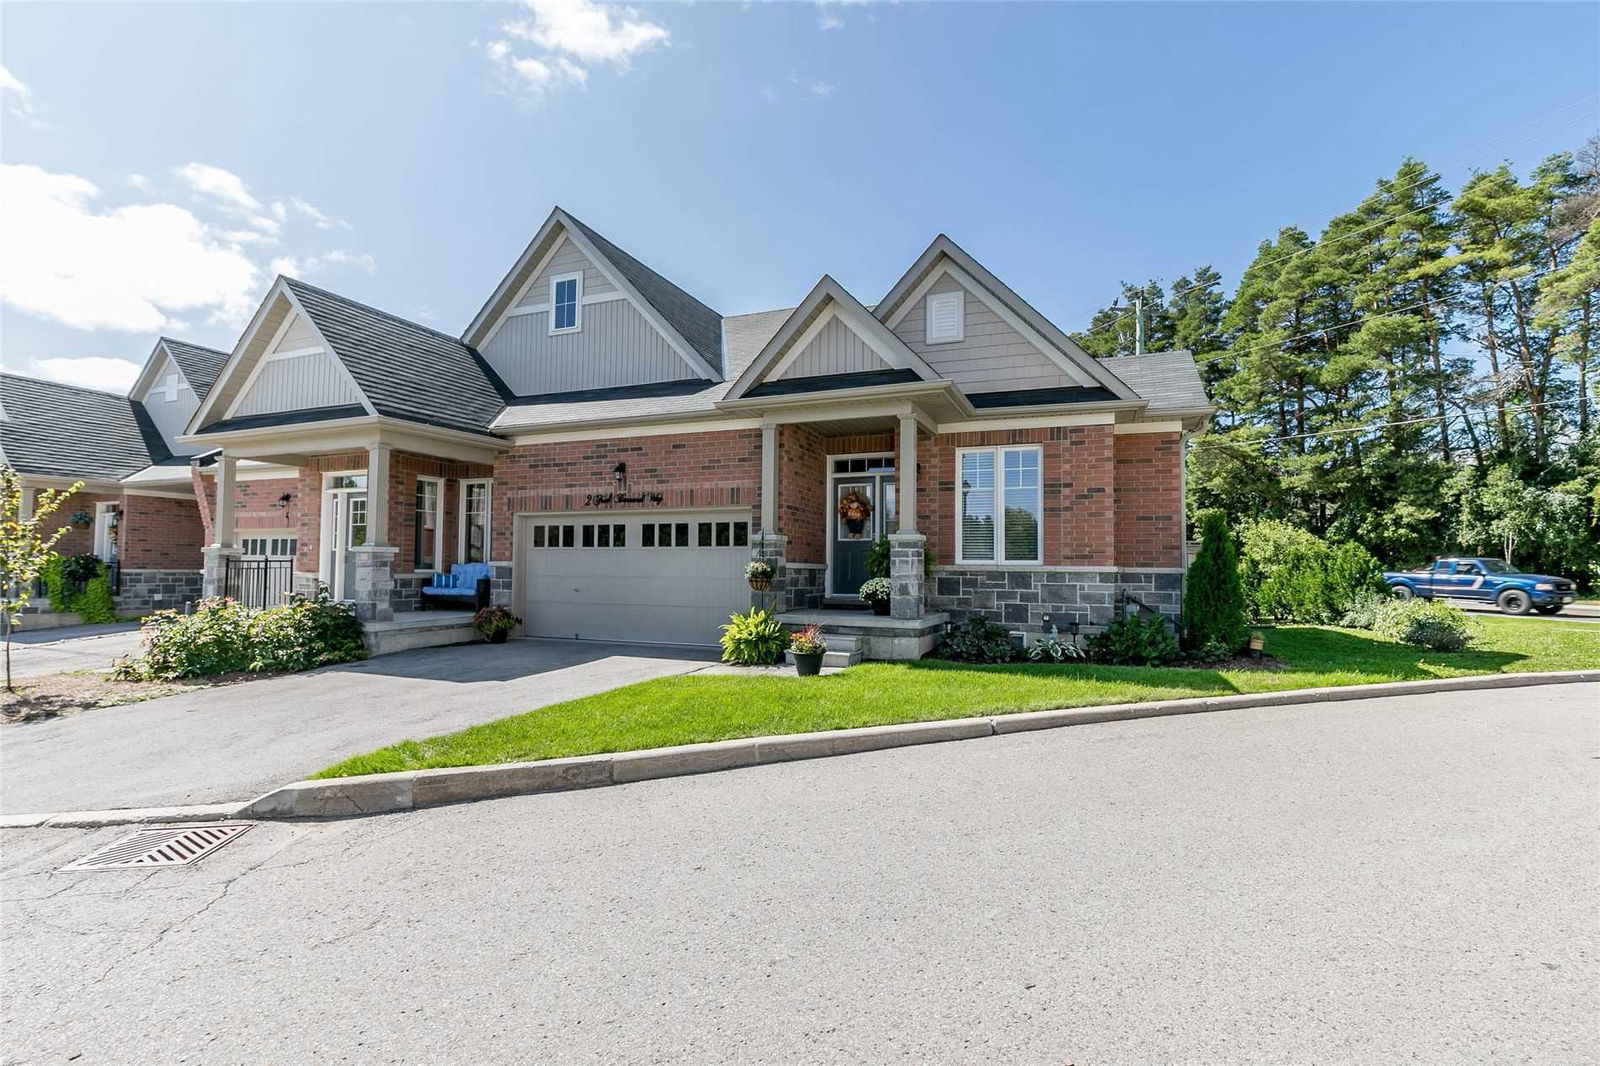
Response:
0,373,169,481
874,235,1142,401
463,207,722,380
160,338,229,397
723,275,942,402
283,278,509,435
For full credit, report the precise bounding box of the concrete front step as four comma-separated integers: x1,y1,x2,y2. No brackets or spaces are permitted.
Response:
821,634,863,667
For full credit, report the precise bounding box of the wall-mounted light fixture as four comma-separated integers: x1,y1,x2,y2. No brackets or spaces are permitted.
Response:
612,462,627,486
273,492,293,509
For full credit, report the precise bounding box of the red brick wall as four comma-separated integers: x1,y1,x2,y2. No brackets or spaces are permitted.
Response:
118,493,205,570
779,425,826,564
1114,430,1184,568
920,424,1117,568
38,489,120,558
492,429,763,560
194,476,302,538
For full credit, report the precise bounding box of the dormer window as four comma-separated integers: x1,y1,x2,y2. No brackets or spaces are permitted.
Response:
550,272,582,334
925,289,964,343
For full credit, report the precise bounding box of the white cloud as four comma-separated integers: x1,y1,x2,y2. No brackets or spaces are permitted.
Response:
0,164,263,333
818,10,843,30
172,162,261,213
126,173,152,191
488,0,667,97
808,80,834,97
759,85,779,105
289,196,346,231
269,249,377,278
31,356,143,392
0,63,41,123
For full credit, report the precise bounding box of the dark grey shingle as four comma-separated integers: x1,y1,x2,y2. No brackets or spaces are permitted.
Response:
0,374,168,481
284,279,509,435
563,213,724,374
159,338,229,398
1099,351,1210,413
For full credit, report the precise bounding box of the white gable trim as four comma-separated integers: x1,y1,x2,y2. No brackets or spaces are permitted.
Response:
130,340,191,403
725,276,941,401
465,208,721,383
886,261,1096,388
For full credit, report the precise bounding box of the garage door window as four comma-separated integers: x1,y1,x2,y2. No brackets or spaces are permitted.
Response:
532,524,576,548
580,523,627,548
643,522,693,548
696,520,749,548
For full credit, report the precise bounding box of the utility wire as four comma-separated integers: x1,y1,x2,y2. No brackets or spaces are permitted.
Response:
1187,399,1563,451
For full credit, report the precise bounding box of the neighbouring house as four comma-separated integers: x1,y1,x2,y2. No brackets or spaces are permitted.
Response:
0,338,300,616
175,207,1210,657
5,207,1210,657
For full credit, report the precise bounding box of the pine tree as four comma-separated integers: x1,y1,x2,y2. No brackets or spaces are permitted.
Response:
1182,510,1247,652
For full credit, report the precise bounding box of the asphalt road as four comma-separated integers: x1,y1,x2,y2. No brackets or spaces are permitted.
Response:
3,682,1595,1065
0,622,145,679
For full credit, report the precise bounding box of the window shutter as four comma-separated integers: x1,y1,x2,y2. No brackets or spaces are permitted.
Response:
926,291,964,343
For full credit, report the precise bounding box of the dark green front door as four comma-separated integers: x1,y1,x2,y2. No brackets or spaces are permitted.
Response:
828,466,896,598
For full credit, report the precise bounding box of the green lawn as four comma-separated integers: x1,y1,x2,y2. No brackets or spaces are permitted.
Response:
316,617,1599,778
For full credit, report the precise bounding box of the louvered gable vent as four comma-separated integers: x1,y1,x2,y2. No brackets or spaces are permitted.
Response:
925,289,964,343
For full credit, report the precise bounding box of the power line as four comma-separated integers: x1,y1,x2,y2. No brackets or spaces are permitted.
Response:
1189,299,1436,366
1187,399,1564,451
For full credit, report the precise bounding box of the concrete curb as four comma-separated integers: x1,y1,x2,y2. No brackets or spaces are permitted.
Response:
6,670,1594,828
230,668,1600,821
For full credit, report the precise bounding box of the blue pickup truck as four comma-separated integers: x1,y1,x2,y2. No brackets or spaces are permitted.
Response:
1384,557,1578,615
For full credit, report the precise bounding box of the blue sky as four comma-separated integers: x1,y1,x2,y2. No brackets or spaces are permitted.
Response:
2,1,1596,393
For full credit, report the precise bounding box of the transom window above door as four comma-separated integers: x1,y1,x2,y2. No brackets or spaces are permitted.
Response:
832,457,895,474
550,272,582,334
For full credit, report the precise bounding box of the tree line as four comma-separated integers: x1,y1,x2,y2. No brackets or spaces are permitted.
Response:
1074,137,1600,585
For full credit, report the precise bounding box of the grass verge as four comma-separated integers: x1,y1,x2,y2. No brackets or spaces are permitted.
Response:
316,617,1599,778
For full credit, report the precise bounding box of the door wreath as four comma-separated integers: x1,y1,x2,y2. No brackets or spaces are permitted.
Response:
837,490,873,537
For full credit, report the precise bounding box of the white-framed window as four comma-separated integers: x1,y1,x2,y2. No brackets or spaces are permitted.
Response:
414,477,443,571
957,445,1042,565
925,289,965,344
459,480,492,564
241,534,298,559
550,271,582,334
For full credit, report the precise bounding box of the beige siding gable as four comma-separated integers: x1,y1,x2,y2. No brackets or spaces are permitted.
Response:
228,308,362,418
510,237,617,309
140,352,202,453
773,312,895,380
893,275,1076,393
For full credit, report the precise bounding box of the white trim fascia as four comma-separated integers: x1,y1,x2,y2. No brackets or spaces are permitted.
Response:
466,219,567,347
1113,420,1184,434
119,488,195,501
187,283,289,434
554,213,722,382
505,417,764,445
508,233,569,309
17,475,126,494
547,270,583,336
479,233,569,350
259,345,326,364
936,411,1117,433
129,340,182,403
767,303,907,381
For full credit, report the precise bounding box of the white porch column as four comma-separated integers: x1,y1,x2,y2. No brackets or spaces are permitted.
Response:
897,414,918,534
760,422,779,536
213,454,238,548
366,444,391,546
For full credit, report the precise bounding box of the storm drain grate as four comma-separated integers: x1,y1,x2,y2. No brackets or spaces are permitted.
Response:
60,823,254,872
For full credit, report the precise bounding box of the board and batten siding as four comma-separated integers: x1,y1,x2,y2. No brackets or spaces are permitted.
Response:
775,314,886,380
231,309,361,417
514,239,617,306
482,298,694,395
893,276,1074,393
140,354,202,453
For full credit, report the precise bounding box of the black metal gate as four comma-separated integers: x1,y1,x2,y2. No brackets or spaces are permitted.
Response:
223,557,293,609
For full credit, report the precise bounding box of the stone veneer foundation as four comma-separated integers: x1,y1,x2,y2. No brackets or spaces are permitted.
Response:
116,569,204,615
927,568,1183,632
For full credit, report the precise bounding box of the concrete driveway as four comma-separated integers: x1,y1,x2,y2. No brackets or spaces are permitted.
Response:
0,638,718,814
1,622,145,679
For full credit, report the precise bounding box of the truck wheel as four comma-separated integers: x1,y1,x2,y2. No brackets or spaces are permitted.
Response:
1390,584,1415,601
1534,605,1563,616
1498,589,1532,615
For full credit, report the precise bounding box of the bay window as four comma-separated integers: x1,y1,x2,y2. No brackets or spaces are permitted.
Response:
957,445,1042,565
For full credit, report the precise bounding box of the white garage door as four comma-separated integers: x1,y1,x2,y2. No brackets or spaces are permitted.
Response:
518,511,753,646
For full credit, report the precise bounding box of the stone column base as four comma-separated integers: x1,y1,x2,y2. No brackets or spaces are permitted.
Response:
349,545,400,622
201,546,242,600
888,532,926,619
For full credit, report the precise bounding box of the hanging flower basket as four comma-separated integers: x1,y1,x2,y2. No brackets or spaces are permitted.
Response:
745,559,775,592
837,490,873,538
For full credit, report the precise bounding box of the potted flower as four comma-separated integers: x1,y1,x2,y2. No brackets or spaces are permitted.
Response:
858,576,892,616
837,490,873,538
473,605,522,644
789,624,827,676
745,559,775,592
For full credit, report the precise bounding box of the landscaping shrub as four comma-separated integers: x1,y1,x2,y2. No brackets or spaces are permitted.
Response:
934,617,1018,663
718,608,786,665
1087,613,1180,666
1182,510,1247,652
115,586,366,680
865,536,891,579
1239,520,1385,624
42,554,117,622
1338,588,1389,630
1372,598,1473,651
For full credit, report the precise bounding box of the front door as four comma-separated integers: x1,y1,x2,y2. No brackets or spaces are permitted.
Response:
322,474,369,601
828,456,897,599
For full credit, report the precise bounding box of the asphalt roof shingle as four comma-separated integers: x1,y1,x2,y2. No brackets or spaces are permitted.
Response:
159,338,229,398
284,278,509,435
1099,351,1211,413
564,213,725,374
1,374,168,481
